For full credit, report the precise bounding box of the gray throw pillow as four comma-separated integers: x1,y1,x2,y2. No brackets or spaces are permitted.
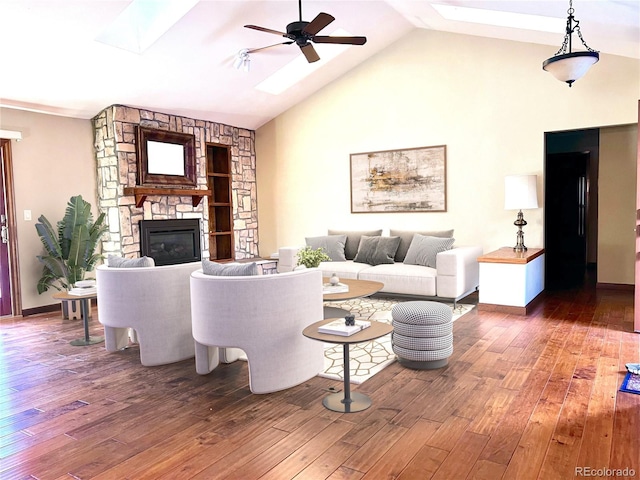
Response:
107,255,155,268
390,229,454,262
305,235,347,262
353,236,401,266
328,229,383,260
403,234,455,268
201,260,258,276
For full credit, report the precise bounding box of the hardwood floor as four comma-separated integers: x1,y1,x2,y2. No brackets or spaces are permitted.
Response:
1,284,638,479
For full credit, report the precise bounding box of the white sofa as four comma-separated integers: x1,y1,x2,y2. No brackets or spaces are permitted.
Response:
190,268,325,394
279,230,482,304
96,261,199,366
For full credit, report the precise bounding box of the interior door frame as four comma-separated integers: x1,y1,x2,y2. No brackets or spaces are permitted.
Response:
0,139,21,316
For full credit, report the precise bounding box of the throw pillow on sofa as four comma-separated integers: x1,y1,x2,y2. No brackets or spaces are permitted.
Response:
107,255,155,268
328,229,382,260
403,234,455,268
353,235,401,265
390,229,454,262
202,259,258,276
305,235,347,262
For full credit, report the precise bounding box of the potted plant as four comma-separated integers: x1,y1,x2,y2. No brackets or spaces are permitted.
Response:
35,195,107,293
296,246,331,269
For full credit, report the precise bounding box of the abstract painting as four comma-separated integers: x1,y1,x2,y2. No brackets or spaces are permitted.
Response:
350,145,447,213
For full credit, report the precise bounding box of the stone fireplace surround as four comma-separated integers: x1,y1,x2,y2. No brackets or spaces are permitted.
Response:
92,105,258,262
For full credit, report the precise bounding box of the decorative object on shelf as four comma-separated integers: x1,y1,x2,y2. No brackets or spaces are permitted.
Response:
296,245,330,268
350,145,446,213
35,195,107,293
542,0,599,87
329,273,340,285
505,174,539,252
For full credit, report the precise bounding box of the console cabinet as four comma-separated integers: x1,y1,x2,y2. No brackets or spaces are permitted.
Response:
206,144,234,261
477,247,545,315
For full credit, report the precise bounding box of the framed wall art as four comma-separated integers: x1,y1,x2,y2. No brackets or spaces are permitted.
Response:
350,145,447,213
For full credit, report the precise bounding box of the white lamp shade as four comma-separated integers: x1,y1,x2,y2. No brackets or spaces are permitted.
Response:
542,51,599,84
505,175,539,210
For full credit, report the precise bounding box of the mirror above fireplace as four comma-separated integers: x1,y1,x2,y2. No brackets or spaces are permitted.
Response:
136,127,197,187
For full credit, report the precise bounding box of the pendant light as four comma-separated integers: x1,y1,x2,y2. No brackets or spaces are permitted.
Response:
542,0,599,87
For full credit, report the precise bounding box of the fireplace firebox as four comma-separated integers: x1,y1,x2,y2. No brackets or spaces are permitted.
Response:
140,219,202,266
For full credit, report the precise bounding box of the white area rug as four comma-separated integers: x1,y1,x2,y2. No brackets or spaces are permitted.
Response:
320,298,475,384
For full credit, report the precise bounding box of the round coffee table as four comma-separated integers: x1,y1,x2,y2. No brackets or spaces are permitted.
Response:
303,318,393,413
323,278,384,318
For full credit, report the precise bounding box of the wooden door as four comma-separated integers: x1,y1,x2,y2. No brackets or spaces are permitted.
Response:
0,141,14,316
635,100,640,333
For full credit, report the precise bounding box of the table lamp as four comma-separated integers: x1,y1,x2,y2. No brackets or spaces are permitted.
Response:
505,174,539,252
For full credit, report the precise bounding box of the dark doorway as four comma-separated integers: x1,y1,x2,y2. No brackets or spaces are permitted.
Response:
544,129,599,290
545,153,589,289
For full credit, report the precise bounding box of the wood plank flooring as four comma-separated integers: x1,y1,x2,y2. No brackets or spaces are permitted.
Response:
1,285,638,479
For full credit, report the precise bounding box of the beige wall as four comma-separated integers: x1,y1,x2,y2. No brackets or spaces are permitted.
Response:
256,30,640,281
0,108,96,311
598,125,638,284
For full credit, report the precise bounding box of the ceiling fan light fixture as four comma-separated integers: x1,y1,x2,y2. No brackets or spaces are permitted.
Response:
233,49,250,72
243,0,365,64
542,0,599,87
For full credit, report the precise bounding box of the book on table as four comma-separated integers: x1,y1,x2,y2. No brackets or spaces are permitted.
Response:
68,286,97,296
322,282,349,294
318,319,371,336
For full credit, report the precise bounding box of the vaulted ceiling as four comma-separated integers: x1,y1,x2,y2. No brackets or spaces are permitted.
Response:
0,1,637,130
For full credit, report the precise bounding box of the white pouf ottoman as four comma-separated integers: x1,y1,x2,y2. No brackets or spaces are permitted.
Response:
391,301,453,370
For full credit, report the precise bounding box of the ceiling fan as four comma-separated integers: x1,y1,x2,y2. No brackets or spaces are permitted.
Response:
244,0,367,63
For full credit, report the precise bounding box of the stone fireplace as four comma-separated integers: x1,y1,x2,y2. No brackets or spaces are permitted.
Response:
92,105,258,261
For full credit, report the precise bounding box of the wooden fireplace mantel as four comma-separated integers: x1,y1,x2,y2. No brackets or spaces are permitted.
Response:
123,187,212,208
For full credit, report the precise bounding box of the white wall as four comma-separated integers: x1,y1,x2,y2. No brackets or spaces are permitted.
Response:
0,108,96,311
256,30,640,280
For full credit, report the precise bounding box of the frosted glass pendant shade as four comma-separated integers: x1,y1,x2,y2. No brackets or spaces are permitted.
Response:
543,51,599,85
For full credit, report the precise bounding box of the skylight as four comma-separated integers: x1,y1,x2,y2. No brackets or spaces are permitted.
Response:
95,0,199,54
431,4,565,33
255,29,352,95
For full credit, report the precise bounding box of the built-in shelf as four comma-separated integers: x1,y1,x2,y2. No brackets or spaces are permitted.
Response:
123,187,212,208
206,143,234,262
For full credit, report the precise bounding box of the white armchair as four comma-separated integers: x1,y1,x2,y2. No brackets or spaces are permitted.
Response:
190,268,324,394
96,262,199,366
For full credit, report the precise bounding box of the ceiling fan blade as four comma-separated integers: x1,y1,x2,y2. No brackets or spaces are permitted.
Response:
302,12,335,36
247,41,294,54
244,25,287,37
300,43,320,63
312,36,367,46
